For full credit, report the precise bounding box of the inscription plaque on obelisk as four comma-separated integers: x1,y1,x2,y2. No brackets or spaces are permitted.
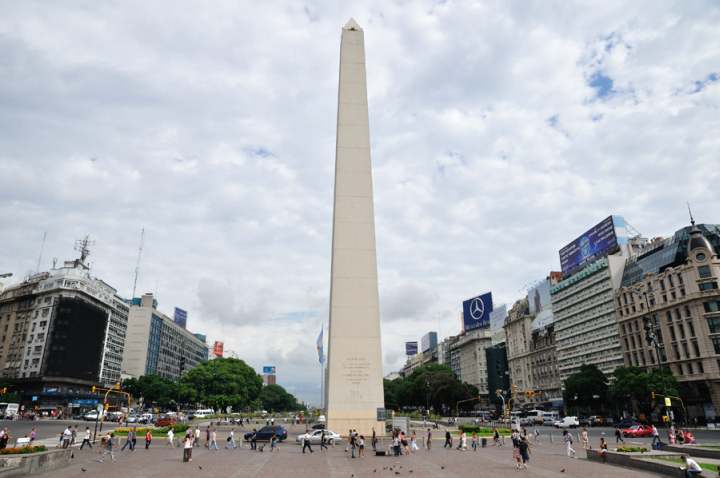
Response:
325,18,385,436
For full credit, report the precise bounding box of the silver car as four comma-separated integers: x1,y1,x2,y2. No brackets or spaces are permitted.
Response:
296,429,341,445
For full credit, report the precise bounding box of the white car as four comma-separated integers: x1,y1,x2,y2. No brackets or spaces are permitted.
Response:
296,429,341,445
554,416,579,429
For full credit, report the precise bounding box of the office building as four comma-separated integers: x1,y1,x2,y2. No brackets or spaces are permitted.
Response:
0,244,129,413
450,327,493,395
121,293,208,380
486,342,509,409
616,221,720,420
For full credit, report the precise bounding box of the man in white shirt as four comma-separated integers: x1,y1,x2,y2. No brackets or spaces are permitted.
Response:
681,454,703,477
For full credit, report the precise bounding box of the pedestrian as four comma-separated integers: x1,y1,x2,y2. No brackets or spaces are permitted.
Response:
226,429,237,449
581,427,589,450
533,427,540,443
62,426,72,449
371,427,377,451
71,425,77,445
393,433,401,457
97,432,116,463
183,432,193,462
80,427,92,449
30,427,37,443
349,431,357,458
444,430,452,448
651,424,661,447
320,429,328,451
563,430,576,458
681,454,703,477
194,426,201,447
410,431,419,452
121,428,135,451
471,432,478,451
270,432,279,452
302,434,314,454
358,435,365,457
209,428,219,450
513,440,522,470
615,427,624,443
205,425,210,448
250,429,257,450
493,427,501,446
426,428,432,451
167,427,175,448
518,436,531,470
457,430,467,451
599,437,608,463
145,429,152,449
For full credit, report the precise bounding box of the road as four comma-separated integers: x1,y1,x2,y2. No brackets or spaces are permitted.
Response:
0,419,119,443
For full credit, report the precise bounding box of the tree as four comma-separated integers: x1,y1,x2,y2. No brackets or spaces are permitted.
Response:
123,375,178,408
563,364,608,414
259,384,301,412
179,358,263,411
610,366,679,417
383,364,479,413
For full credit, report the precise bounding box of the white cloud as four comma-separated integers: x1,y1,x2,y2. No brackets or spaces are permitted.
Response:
1,0,719,404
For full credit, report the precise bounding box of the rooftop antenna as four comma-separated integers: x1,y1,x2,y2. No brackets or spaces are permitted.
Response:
36,231,47,273
74,235,95,264
687,202,695,226
131,228,145,299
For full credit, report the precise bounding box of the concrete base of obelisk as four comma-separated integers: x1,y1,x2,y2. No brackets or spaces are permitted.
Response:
327,416,385,438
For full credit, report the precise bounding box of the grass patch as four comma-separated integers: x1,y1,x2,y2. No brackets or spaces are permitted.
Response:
0,445,47,455
458,425,511,435
113,424,189,437
616,446,649,453
654,456,719,472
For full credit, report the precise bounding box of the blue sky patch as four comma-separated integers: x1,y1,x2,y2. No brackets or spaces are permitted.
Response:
691,72,719,93
589,71,614,98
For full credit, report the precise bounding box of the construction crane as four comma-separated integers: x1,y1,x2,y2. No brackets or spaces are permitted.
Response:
132,228,145,299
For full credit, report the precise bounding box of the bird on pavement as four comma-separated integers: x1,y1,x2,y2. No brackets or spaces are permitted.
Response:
81,468,87,473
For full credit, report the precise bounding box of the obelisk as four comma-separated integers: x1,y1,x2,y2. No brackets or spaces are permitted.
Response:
325,18,385,436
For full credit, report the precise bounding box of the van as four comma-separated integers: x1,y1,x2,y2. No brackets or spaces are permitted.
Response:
193,409,214,418
0,403,20,419
542,411,559,425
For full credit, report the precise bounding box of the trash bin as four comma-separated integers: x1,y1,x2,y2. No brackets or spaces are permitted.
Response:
481,438,487,448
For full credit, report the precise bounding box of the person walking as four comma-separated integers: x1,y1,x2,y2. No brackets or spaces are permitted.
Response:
371,427,377,452
581,427,589,450
493,427,501,446
393,433,401,457
426,428,432,451
270,432,279,452
533,427,540,444
250,429,257,450
651,424,661,447
563,430,576,458
615,427,624,443
518,436,531,470
209,428,219,450
349,431,357,458
121,428,135,451
302,434,314,454
599,437,608,463
70,425,77,446
320,430,328,451
80,427,92,449
410,431,419,452
471,432,478,451
358,435,365,457
226,429,237,449
444,430,452,448
97,432,116,463
167,427,175,448
183,432,193,463
205,425,211,448
145,429,152,449
61,426,72,449
29,427,37,443
194,426,201,447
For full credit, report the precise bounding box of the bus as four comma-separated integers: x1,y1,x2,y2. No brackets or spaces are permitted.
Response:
0,403,20,419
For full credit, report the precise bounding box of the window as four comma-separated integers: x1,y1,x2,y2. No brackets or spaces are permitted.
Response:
698,361,704,373
705,301,720,313
692,340,700,357
708,317,720,333
685,305,692,318
682,341,689,358
688,321,695,337
679,323,686,339
661,280,666,291
678,274,684,285
700,282,719,291
699,266,712,278
697,252,707,261
669,275,674,287
688,362,694,374
713,337,720,354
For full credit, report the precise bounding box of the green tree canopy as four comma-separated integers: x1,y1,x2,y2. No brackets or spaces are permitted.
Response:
259,384,303,412
610,366,679,416
563,364,608,412
123,374,179,408
179,358,263,411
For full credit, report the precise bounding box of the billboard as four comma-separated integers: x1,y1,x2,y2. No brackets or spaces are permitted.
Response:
212,341,224,358
462,292,493,332
559,216,620,276
421,332,438,352
174,307,187,329
263,366,276,374
528,277,554,331
405,341,418,356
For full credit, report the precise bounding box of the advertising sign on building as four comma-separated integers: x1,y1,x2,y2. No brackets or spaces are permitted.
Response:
212,341,224,358
262,366,276,374
528,277,554,331
405,341,418,356
559,216,621,276
174,307,187,329
421,332,438,352
462,292,493,332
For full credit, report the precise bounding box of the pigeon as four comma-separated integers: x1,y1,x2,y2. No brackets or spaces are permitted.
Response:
81,468,87,473
395,473,400,476
409,471,413,474
199,466,203,470
560,469,566,473
373,470,377,473
441,466,445,470
71,452,75,459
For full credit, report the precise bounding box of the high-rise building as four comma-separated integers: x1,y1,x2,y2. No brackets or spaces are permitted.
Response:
550,216,647,383
121,293,207,380
450,327,493,396
486,342,509,409
0,249,129,414
616,221,720,420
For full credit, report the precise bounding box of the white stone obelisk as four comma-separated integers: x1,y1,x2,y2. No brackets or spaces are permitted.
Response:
326,18,385,436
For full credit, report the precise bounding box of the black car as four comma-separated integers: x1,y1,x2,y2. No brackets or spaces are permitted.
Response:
244,426,288,442
311,423,326,430
578,416,591,427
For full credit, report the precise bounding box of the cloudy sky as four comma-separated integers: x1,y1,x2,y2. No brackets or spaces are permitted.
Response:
1,1,718,404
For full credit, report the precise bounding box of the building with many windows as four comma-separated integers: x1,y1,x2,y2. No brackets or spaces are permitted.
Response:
121,293,208,380
616,221,720,421
450,327,493,396
0,250,129,414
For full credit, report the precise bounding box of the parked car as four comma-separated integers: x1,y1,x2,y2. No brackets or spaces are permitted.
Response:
589,415,607,426
295,429,341,445
83,411,102,421
622,425,654,438
578,416,591,427
244,426,288,442
156,414,177,427
554,416,580,429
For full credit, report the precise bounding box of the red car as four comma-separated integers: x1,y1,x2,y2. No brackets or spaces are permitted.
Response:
622,424,654,438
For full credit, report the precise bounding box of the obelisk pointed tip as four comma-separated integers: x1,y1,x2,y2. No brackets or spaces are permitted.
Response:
343,18,362,31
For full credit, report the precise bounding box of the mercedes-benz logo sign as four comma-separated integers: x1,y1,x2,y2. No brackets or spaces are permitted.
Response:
470,297,485,320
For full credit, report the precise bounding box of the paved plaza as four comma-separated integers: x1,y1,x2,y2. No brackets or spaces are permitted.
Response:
32,430,667,478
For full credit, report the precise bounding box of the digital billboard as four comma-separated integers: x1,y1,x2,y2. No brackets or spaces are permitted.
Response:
262,365,276,374
421,332,438,352
405,341,418,356
174,307,187,329
559,216,620,276
528,277,554,331
462,292,493,332
212,341,224,358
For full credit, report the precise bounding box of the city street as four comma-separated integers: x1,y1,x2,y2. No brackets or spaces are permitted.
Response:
0,419,119,444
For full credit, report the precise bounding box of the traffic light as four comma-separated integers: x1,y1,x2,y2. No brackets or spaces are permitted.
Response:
91,386,96,393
